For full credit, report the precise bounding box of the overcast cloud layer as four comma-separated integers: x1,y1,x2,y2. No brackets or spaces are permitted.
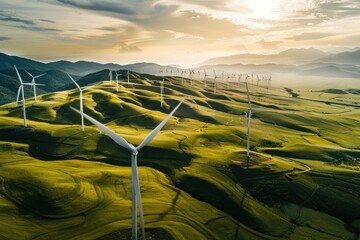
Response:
0,0,359,64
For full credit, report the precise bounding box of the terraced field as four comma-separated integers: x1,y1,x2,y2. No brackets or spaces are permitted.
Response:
0,73,359,239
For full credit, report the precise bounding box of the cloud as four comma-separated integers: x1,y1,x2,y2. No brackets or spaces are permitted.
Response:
0,16,34,25
232,44,247,50
118,43,142,53
0,12,59,33
172,0,251,12
18,25,59,32
257,39,282,49
317,0,360,18
52,1,249,39
0,36,11,41
56,0,136,15
143,10,250,39
288,32,332,41
98,26,119,32
39,19,56,23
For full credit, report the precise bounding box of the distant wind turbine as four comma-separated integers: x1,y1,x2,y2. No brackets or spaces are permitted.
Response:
189,69,195,85
14,66,44,127
115,71,121,92
237,73,242,87
24,70,46,102
160,77,165,108
203,70,210,87
109,69,114,83
70,101,183,240
67,73,91,132
244,83,269,166
213,70,221,93
127,69,130,84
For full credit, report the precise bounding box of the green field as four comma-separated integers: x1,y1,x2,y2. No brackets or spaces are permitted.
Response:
0,73,359,240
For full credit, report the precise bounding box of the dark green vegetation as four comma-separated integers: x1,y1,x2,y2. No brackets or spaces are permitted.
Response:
0,72,359,240
0,52,180,105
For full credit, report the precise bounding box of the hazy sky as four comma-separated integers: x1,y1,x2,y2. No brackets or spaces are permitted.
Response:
0,0,359,65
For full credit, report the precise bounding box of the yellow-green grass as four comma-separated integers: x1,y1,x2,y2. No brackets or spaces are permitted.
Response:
0,76,359,239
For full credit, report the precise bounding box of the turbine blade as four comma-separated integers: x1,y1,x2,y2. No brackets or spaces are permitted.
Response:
14,66,23,84
16,86,22,105
67,73,81,90
82,86,93,91
251,107,270,112
70,107,134,152
25,70,34,78
23,83,45,86
136,101,182,151
34,73,46,78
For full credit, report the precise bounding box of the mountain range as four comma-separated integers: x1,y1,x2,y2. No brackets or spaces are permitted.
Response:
0,48,359,105
202,48,360,66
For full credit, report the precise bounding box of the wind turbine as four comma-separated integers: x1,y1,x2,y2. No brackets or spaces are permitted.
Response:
14,66,45,125
244,83,268,167
180,70,186,84
127,69,130,84
189,69,195,85
115,71,121,92
237,73,242,87
70,101,183,240
116,71,120,82
109,69,114,83
24,70,46,102
160,77,165,108
203,70,210,87
213,70,221,93
245,74,250,83
15,66,28,127
225,73,231,88
67,73,91,132
14,66,43,127
268,76,272,90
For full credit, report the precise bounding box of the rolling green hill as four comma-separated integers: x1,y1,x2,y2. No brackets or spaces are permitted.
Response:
0,72,359,240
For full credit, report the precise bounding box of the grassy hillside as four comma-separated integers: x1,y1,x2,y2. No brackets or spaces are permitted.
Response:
0,73,359,240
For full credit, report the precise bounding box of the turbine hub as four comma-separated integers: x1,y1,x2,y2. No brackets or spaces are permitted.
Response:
132,149,139,156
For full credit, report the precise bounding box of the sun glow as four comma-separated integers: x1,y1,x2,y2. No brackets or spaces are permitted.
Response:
246,0,283,19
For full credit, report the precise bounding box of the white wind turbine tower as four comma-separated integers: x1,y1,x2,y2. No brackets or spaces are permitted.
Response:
245,74,250,83
14,66,44,127
268,76,272,89
203,70,210,87
181,70,186,84
114,71,121,92
189,69,195,85
244,82,269,167
116,71,121,82
225,73,231,88
213,70,221,93
237,73,242,87
67,73,91,132
127,69,130,84
70,101,183,240
159,76,165,108
25,70,46,102
109,69,114,83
